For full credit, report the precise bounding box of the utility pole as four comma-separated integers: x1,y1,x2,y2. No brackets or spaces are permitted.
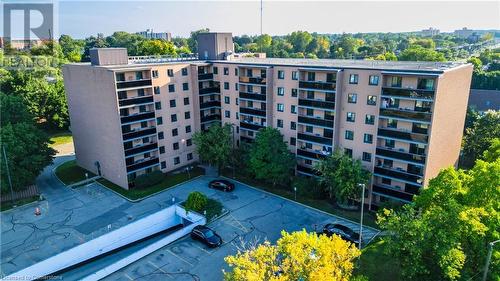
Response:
482,239,500,281
358,183,366,250
2,145,15,203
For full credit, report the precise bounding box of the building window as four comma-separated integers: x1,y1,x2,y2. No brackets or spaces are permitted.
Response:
291,71,298,80
154,86,160,95
224,96,230,104
118,91,127,100
185,125,191,133
385,139,395,148
224,67,229,75
161,161,166,169
305,125,313,133
158,132,164,140
346,112,356,122
170,99,176,108
344,148,353,158
156,117,163,125
277,87,285,96
291,88,298,97
278,70,285,79
171,114,177,122
182,83,189,91
184,97,190,105
172,128,178,136
116,73,125,81
387,119,398,128
236,112,239,119
186,139,192,146
362,152,372,162
369,75,379,86
277,103,284,112
345,130,354,140
307,72,316,81
291,105,297,114
174,157,180,165
418,78,435,90
306,108,313,116
167,69,174,77
182,67,188,76
235,68,239,76
367,95,377,106
213,67,218,74
223,82,229,90
173,142,179,150
152,70,159,78
185,111,191,119
155,102,161,110
187,153,193,161
391,76,402,87
225,110,230,118
277,119,283,128
291,121,296,130
137,89,145,96
168,84,175,92
349,74,358,84
348,93,357,103
159,146,165,154
365,114,375,125
290,137,296,146
382,177,391,185
135,71,143,80
363,133,373,144
235,83,239,91
235,98,239,105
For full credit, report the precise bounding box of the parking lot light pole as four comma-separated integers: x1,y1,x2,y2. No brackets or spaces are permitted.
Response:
358,183,366,251
294,186,297,201
482,239,500,281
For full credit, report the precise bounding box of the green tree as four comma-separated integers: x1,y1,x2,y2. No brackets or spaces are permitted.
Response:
0,94,55,192
378,159,500,281
398,45,445,61
224,230,361,281
138,39,176,56
330,33,363,59
314,149,371,204
184,191,208,213
192,123,232,175
255,34,272,53
105,31,145,55
288,31,313,53
467,57,483,72
462,110,500,168
59,34,84,62
247,128,295,186
482,138,500,163
188,28,210,53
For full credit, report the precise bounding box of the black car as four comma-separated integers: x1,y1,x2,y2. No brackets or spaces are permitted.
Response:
190,225,223,248
322,223,361,245
208,179,235,192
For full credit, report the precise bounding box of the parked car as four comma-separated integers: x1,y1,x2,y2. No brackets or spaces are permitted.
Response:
321,223,361,245
208,179,235,192
190,225,222,248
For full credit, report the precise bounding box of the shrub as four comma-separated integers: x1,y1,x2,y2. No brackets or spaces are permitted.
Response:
134,170,164,189
205,198,223,220
185,191,208,213
292,176,326,200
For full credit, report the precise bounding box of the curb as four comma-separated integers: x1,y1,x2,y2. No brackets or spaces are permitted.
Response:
221,175,380,233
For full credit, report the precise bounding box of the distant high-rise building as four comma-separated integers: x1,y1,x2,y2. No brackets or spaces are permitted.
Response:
136,29,172,41
421,27,440,37
454,27,475,39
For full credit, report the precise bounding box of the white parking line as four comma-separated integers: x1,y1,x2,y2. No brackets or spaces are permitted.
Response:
148,260,169,276
166,249,194,267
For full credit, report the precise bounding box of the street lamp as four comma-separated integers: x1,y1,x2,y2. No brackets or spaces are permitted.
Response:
482,239,500,281
294,186,297,201
229,124,236,178
357,183,366,250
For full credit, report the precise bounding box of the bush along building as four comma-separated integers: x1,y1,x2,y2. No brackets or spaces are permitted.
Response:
63,32,473,209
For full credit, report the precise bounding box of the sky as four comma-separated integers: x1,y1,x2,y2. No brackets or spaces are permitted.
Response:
3,0,500,39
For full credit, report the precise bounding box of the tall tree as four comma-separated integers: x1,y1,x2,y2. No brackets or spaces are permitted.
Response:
224,230,361,281
188,28,210,53
255,34,272,53
192,123,231,175
59,34,84,62
247,128,295,186
288,31,313,53
398,45,445,61
462,110,500,168
138,39,176,56
314,149,371,204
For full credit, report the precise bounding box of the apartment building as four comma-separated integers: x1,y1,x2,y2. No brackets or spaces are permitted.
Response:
63,33,472,209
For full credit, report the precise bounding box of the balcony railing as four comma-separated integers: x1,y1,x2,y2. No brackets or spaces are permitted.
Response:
118,96,154,107
376,147,426,165
239,76,266,85
199,86,221,95
378,128,428,143
372,184,413,202
240,122,265,131
381,87,434,100
120,112,155,124
379,108,432,122
200,100,221,109
296,164,320,176
297,116,334,128
122,127,157,141
200,114,221,123
240,107,266,117
116,79,152,89
297,133,333,145
126,157,160,173
239,92,266,101
124,142,158,157
299,81,336,91
198,73,214,80
297,149,328,160
374,166,423,185
298,99,335,110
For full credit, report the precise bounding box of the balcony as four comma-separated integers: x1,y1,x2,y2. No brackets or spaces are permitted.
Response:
198,73,214,81
372,184,413,202
378,128,428,143
376,147,426,165
120,112,155,124
298,99,335,110
240,107,266,117
126,157,160,173
299,81,336,92
381,87,434,101
200,100,221,109
240,121,265,131
297,149,328,160
297,133,332,146
374,166,423,185
240,136,254,143
379,108,432,123
118,96,154,107
122,127,157,141
239,76,266,85
116,79,152,89
199,86,221,95
297,116,334,128
296,164,320,176
200,114,221,123
239,92,266,101
124,142,158,157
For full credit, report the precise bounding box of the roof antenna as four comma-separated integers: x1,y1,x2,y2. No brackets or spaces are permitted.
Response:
260,0,263,35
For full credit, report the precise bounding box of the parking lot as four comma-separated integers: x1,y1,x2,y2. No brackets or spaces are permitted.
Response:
104,177,380,281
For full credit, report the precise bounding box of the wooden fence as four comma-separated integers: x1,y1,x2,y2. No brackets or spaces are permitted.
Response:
0,185,39,203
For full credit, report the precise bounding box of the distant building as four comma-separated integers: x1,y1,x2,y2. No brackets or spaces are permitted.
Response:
0,37,46,50
468,89,500,113
421,27,440,37
136,29,172,41
454,27,475,39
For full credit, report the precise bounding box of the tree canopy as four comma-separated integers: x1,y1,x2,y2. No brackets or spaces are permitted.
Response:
461,110,500,168
192,123,232,175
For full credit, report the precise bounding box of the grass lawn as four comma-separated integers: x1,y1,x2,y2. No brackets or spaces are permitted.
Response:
356,239,402,281
222,170,378,228
55,160,96,185
1,196,39,212
97,167,205,201
49,131,73,147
